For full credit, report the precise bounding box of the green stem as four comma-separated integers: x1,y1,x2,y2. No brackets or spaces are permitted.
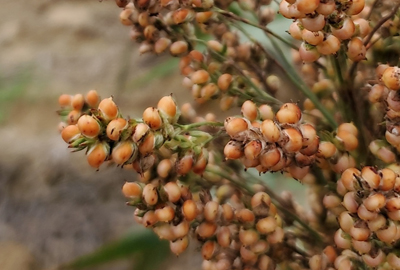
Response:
201,130,225,146
189,36,281,105
268,37,338,129
178,121,224,130
204,167,254,195
226,16,336,128
220,7,326,72
332,56,344,87
230,88,270,104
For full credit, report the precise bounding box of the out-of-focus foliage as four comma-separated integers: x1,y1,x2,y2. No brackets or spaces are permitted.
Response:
60,229,170,270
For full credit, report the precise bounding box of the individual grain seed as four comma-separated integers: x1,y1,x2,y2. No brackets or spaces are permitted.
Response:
98,97,119,121
170,236,189,255
122,181,142,199
142,183,158,206
61,125,81,143
87,142,109,169
182,199,198,221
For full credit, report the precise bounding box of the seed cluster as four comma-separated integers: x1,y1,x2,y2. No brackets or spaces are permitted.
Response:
383,66,400,153
180,49,235,109
284,0,370,63
116,0,284,110
324,166,400,269
123,179,288,269
365,64,400,162
117,0,264,56
224,102,315,180
58,93,218,175
223,101,360,179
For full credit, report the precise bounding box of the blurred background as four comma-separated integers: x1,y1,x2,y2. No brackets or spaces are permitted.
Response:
0,0,200,269
0,1,305,269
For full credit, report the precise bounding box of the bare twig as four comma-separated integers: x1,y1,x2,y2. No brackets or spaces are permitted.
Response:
364,3,400,46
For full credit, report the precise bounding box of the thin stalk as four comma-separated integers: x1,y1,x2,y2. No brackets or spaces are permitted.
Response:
347,4,399,81
200,130,225,146
230,88,270,104
331,54,355,123
226,59,282,105
214,8,298,50
226,20,335,128
268,37,338,129
364,3,400,46
204,167,254,195
190,37,282,105
366,0,380,20
332,56,344,87
178,121,224,130
248,61,276,96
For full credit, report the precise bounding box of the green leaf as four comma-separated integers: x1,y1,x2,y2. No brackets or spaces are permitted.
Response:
60,229,170,270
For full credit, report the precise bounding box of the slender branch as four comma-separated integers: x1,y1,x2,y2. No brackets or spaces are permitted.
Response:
230,88,271,104
214,8,298,50
366,36,382,50
219,7,327,72
332,56,344,87
190,37,282,105
268,37,338,128
224,20,337,128
226,59,283,105
364,3,400,46
178,121,224,130
366,0,380,20
247,61,277,96
204,167,254,195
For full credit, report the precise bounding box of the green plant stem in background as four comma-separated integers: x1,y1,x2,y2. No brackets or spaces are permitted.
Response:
268,37,338,129
223,7,337,128
191,37,282,105
214,8,298,50
223,11,337,129
179,121,224,130
60,229,169,270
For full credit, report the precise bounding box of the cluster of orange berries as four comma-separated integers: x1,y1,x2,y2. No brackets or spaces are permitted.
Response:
117,0,279,107
365,64,400,162
224,101,317,180
180,49,233,107
382,66,400,150
58,90,100,128
117,0,221,56
284,0,371,63
180,47,268,110
179,40,280,109
123,178,288,270
316,122,359,174
222,101,360,179
323,166,400,269
58,92,218,176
